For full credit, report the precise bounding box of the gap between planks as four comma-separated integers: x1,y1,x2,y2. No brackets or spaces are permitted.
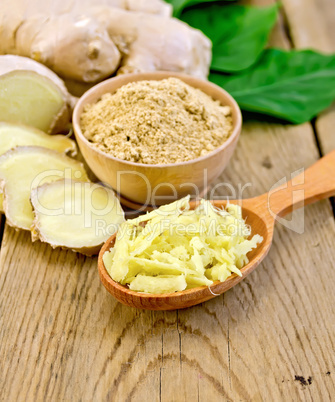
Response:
311,118,335,216
0,215,5,249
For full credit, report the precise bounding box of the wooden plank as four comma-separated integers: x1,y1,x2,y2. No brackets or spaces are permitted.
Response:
281,0,335,154
1,2,335,401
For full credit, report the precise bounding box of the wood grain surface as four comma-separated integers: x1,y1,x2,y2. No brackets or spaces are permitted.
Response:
1,1,335,401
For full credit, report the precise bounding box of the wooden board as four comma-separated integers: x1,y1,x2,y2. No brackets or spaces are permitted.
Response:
2,123,335,401
1,1,335,400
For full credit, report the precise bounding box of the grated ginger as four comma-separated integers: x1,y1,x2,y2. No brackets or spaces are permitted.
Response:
80,78,233,164
103,196,263,294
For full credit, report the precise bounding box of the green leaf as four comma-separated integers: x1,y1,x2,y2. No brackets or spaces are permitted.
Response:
181,3,279,72
209,49,335,124
165,0,234,18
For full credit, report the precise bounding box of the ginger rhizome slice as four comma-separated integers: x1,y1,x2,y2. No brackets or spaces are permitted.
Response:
31,179,125,256
0,122,76,212
0,146,88,230
0,122,76,156
0,70,70,134
0,55,73,100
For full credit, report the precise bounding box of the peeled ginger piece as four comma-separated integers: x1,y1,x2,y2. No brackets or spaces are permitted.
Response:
0,70,70,134
0,146,88,230
31,180,124,255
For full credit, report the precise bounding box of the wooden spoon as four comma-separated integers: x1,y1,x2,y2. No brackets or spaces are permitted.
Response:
98,150,335,310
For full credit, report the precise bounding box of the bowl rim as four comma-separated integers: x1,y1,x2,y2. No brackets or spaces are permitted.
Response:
73,71,242,168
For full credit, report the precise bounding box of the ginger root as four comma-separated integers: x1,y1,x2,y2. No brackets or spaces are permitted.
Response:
0,146,89,230
0,1,210,84
31,179,125,256
92,7,211,79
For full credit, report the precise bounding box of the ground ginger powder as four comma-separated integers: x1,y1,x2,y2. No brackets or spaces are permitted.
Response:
80,78,233,164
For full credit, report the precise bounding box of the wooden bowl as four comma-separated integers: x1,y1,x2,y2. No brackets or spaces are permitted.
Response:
73,72,242,206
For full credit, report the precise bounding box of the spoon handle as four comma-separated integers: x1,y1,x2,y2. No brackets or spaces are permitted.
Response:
266,149,335,218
